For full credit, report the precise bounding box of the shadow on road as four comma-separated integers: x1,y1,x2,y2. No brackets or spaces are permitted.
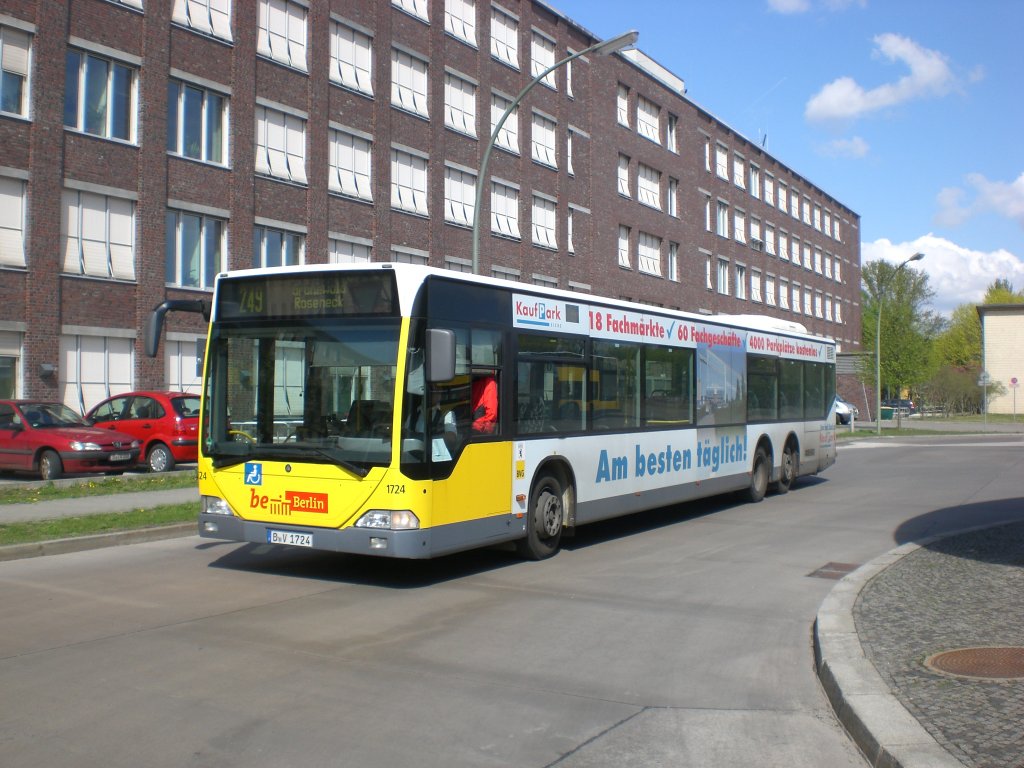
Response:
893,497,1024,565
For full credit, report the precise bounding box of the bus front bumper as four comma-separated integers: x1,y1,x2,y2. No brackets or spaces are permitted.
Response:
198,513,434,558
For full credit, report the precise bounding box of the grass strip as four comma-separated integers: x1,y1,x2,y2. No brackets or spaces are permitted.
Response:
0,472,196,506
0,502,198,546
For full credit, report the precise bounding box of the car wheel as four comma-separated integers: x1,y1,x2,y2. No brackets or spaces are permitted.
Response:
39,450,63,481
147,443,175,473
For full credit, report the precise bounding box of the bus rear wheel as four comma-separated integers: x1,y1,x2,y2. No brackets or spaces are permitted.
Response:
747,447,769,503
774,443,797,494
516,475,565,560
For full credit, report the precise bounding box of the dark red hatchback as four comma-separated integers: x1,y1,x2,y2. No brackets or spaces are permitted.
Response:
86,391,200,472
0,400,141,480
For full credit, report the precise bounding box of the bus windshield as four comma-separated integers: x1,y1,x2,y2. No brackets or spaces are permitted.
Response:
203,318,402,474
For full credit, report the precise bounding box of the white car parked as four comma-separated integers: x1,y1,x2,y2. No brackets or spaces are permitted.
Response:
835,396,859,425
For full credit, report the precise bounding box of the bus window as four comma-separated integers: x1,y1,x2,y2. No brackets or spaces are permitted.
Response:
747,355,779,421
696,343,746,427
779,359,803,420
643,345,693,427
804,362,828,421
592,340,640,429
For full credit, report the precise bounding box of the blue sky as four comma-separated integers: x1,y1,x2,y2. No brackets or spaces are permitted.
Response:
551,0,1024,315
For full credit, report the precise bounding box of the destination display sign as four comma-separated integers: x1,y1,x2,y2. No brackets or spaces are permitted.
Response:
217,273,396,319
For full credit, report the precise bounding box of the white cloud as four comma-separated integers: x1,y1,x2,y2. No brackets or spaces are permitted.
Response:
805,34,957,122
767,0,811,13
863,234,1024,315
935,171,1024,230
819,136,870,158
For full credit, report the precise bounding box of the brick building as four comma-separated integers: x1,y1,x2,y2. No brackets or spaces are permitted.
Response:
0,0,861,411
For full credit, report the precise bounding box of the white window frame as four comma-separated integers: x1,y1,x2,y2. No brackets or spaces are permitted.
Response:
330,19,373,96
257,0,307,71
668,242,679,282
531,194,557,249
444,71,476,136
64,48,138,143
61,188,135,280
165,208,225,290
779,279,790,310
735,263,746,300
490,6,518,69
733,210,746,243
491,180,520,239
668,178,678,217
733,155,745,188
391,48,429,118
329,235,372,263
750,269,762,303
764,175,775,206
530,30,556,90
255,104,307,184
616,84,629,126
445,0,476,46
636,96,660,144
531,111,556,168
637,163,661,210
765,225,776,256
172,0,232,41
328,126,372,200
666,114,678,154
0,25,31,118
638,231,661,276
617,155,630,197
750,165,760,199
716,201,729,238
715,145,728,179
618,225,630,268
444,164,476,227
253,223,304,267
390,147,429,216
765,274,776,306
490,92,519,153
0,175,26,267
167,77,228,165
393,0,428,22
717,259,729,295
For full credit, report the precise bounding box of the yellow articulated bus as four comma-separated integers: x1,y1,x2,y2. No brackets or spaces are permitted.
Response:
146,263,836,560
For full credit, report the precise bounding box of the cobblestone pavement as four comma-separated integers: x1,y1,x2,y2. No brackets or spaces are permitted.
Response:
854,522,1024,768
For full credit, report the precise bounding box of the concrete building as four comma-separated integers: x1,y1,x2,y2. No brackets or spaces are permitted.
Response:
0,0,861,412
978,304,1024,416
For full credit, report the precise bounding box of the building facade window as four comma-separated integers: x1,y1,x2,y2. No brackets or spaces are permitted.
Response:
255,105,307,184
445,0,476,46
491,92,519,153
391,49,429,117
393,0,428,22
733,210,746,243
390,148,428,215
444,165,476,226
666,114,678,153
490,7,518,68
765,225,776,255
750,165,760,199
616,226,632,268
765,274,776,306
491,180,520,238
637,163,661,210
779,279,789,310
637,96,660,144
64,49,137,142
638,232,661,276
0,176,26,267
531,112,556,167
0,26,31,117
566,207,574,253
165,209,224,290
257,0,307,71
715,145,728,179
733,156,745,188
167,79,227,164
61,189,135,280
328,127,372,200
171,0,232,41
330,20,373,95
617,155,630,197
616,84,629,126
668,242,679,282
735,263,746,299
444,72,476,136
668,178,678,217
531,31,556,89
716,258,729,295
716,201,729,238
329,236,372,263
253,224,303,267
778,232,789,261
60,333,133,416
751,269,762,302
531,195,557,249
765,175,775,206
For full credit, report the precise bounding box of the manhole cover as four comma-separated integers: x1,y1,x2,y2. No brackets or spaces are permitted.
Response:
925,647,1024,680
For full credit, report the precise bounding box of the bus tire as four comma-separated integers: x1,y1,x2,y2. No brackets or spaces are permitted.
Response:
747,446,769,503
516,474,565,560
774,442,797,494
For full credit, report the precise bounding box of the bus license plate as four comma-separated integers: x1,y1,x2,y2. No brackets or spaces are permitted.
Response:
267,530,313,548
109,453,131,462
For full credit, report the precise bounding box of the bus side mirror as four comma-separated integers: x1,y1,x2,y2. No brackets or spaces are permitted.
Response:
426,328,456,382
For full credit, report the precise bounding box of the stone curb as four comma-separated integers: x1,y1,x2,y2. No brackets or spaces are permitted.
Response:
813,523,1018,768
0,523,196,562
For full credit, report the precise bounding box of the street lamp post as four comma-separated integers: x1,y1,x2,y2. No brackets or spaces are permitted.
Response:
875,252,925,435
471,29,639,274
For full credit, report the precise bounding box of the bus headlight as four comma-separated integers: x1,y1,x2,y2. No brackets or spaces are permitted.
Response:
201,496,234,516
355,510,420,530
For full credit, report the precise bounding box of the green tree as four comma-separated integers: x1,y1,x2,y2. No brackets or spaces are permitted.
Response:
860,259,940,401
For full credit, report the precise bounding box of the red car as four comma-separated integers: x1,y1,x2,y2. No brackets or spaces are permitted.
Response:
86,391,200,472
0,400,140,480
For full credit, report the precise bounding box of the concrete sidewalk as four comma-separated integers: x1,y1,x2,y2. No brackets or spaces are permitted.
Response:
815,521,1024,768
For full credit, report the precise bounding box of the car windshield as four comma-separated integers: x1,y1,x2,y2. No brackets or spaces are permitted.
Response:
171,396,201,418
20,403,86,428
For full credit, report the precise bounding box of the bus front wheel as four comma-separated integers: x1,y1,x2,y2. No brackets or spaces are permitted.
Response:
517,475,565,560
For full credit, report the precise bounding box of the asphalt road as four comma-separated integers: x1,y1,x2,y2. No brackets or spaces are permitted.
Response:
1,434,1022,767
